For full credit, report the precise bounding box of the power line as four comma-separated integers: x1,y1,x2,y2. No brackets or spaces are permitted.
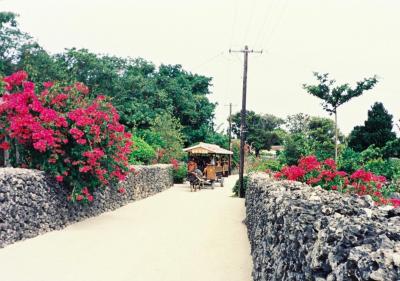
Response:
229,0,239,48
243,0,258,46
253,0,275,49
260,0,289,49
191,51,225,71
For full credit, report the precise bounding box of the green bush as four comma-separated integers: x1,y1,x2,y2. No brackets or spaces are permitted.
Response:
366,158,400,181
140,113,185,163
248,157,283,173
173,163,187,184
233,176,249,196
129,136,156,165
337,147,363,173
338,145,400,181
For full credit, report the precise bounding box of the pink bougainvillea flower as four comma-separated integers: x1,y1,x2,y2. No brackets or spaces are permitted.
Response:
1,71,132,204
76,138,87,145
323,158,336,170
55,175,64,182
43,81,54,88
0,141,10,150
390,198,400,207
298,155,320,172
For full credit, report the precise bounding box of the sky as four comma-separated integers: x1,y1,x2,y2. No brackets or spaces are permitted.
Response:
1,0,399,135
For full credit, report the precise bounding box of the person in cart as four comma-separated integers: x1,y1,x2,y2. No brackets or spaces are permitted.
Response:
187,158,197,172
203,163,216,181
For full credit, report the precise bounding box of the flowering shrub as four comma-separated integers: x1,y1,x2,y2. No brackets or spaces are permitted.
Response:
0,71,132,202
274,155,396,207
171,159,187,184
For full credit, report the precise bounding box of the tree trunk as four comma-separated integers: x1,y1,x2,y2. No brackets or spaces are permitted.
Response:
334,110,338,162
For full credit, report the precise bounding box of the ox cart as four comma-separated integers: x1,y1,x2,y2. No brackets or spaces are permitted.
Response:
184,142,233,191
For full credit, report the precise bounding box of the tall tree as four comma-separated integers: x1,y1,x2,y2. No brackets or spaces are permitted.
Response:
231,111,284,156
0,12,35,76
280,116,341,164
303,72,378,160
348,102,397,152
285,113,311,134
0,14,218,147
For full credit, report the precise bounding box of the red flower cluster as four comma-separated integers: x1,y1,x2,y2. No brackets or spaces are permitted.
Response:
1,71,133,202
273,155,396,207
170,158,179,170
275,166,305,181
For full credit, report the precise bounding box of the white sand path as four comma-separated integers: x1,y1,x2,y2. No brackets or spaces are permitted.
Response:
0,175,252,281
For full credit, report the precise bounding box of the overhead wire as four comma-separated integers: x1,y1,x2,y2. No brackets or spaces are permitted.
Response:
260,0,289,50
243,0,258,46
191,51,225,71
229,0,239,48
253,0,275,49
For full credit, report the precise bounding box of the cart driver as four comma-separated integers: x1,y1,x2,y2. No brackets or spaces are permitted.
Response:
203,163,216,180
187,158,197,172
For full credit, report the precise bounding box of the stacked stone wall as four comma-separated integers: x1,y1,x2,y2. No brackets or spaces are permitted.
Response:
246,173,400,281
0,165,173,248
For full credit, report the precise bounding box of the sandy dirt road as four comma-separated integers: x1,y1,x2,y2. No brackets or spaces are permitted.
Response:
0,175,252,281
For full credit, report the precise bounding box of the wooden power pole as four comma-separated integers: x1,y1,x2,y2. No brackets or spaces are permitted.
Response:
225,103,233,175
229,45,262,198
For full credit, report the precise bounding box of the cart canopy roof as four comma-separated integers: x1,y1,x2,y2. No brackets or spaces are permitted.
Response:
183,142,233,155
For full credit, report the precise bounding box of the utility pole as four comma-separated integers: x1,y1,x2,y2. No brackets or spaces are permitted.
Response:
229,45,262,198
225,103,233,175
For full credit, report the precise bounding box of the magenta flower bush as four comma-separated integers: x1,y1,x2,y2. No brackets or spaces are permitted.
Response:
273,155,398,207
0,71,133,202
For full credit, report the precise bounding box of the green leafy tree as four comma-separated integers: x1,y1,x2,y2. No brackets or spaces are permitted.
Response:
280,116,342,165
231,111,284,156
285,113,311,134
0,14,221,149
0,12,34,76
141,113,185,163
348,102,397,153
303,72,378,160
279,133,313,165
129,136,156,165
383,139,400,158
204,129,229,149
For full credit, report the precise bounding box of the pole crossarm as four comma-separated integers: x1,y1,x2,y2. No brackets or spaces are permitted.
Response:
229,49,263,54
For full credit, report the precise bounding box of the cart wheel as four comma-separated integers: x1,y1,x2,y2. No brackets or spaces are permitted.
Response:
220,177,224,187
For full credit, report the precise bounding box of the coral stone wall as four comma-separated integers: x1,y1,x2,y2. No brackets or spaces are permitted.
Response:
0,164,172,248
246,173,400,281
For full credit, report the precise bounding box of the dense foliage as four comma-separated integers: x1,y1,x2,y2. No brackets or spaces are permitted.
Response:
0,71,132,202
172,161,188,184
233,175,249,196
129,136,156,165
139,113,186,163
231,110,284,156
337,146,400,181
279,116,341,165
348,102,397,152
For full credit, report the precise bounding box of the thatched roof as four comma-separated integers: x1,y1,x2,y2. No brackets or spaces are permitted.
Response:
183,142,233,155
